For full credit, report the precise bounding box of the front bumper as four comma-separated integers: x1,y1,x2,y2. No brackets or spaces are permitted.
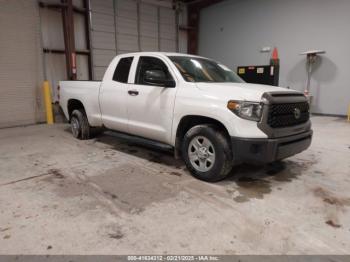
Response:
231,130,313,164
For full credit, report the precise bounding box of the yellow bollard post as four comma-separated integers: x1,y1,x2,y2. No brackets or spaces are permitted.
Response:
348,104,350,122
43,81,54,124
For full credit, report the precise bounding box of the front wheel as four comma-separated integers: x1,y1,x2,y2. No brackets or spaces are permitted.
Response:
182,125,233,182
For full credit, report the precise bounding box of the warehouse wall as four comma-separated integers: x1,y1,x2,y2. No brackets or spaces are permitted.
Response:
0,0,44,128
90,0,183,80
40,0,90,101
199,0,350,116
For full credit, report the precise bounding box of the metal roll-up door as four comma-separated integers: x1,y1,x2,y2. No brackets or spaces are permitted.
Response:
139,3,158,51
159,7,176,52
90,0,117,80
115,0,139,53
90,0,180,80
0,0,43,128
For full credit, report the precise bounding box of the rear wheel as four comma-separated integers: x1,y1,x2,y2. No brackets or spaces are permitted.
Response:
182,124,233,182
70,109,91,140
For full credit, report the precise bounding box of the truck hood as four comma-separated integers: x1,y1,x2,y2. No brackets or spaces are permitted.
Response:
196,82,300,101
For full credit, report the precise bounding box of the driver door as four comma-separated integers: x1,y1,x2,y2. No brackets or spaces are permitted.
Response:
127,56,177,144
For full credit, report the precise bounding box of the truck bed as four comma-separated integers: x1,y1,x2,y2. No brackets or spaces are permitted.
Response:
59,80,102,126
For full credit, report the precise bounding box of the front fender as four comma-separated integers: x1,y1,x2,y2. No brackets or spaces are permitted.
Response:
171,96,268,146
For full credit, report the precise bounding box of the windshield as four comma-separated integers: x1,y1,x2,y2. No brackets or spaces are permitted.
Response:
168,56,244,83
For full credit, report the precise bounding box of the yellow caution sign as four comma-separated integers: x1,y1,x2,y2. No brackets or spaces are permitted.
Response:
43,81,54,124
238,68,245,74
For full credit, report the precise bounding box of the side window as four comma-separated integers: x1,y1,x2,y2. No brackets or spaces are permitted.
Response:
135,56,173,86
112,57,134,83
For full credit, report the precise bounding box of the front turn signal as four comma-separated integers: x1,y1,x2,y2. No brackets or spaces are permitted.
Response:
227,101,239,110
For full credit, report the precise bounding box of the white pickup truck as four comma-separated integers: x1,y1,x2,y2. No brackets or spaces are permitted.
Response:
59,52,312,182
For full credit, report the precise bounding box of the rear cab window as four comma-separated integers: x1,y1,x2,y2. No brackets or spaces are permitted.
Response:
113,57,134,83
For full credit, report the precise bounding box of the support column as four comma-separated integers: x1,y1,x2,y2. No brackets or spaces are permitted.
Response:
61,0,76,80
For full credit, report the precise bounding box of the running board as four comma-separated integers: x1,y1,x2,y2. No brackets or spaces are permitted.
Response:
104,130,173,152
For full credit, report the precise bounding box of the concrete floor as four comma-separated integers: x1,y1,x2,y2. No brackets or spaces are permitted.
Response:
0,116,349,255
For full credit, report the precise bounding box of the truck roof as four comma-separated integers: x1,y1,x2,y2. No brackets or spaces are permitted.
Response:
117,51,207,59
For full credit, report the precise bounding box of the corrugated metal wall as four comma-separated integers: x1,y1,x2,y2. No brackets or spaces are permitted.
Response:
90,0,179,80
40,0,89,101
139,3,158,51
116,0,139,53
159,7,176,51
90,0,116,80
0,0,186,127
0,0,44,128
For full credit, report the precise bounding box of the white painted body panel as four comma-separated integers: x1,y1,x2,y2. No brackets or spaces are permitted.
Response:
196,82,299,102
59,81,103,127
125,54,179,143
99,56,129,133
59,52,303,147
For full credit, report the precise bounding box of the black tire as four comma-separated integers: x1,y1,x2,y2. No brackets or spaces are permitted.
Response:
70,109,91,140
182,124,233,182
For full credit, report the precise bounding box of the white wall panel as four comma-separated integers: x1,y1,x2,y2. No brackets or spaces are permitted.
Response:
116,16,138,35
159,7,176,51
91,0,116,79
74,14,87,50
90,0,114,15
141,0,172,8
160,39,176,52
160,7,176,25
74,13,89,80
178,4,188,53
139,3,158,52
44,53,66,101
160,24,176,40
140,21,158,38
76,55,89,80
140,3,157,22
140,37,158,51
93,49,116,67
41,9,65,50
91,12,115,33
94,67,107,81
116,0,138,17
115,0,139,54
0,0,44,127
92,31,116,50
41,0,89,91
91,0,182,79
117,34,139,52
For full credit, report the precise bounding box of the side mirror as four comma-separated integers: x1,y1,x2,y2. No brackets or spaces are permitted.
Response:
144,69,176,88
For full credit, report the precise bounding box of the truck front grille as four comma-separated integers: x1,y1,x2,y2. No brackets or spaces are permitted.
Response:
267,102,309,128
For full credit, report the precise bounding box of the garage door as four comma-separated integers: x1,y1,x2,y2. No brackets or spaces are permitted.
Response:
0,0,43,128
90,0,178,80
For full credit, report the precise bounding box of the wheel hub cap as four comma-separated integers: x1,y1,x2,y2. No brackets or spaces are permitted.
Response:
188,136,215,172
71,117,80,137
198,147,209,159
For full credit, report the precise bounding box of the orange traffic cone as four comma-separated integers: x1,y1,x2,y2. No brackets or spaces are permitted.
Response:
270,47,280,65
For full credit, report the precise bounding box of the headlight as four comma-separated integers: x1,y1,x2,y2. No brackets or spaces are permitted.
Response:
227,100,263,121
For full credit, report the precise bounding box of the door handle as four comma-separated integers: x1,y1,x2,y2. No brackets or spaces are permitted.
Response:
128,90,139,96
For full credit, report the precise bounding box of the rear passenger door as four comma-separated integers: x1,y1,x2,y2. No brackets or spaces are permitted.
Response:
99,56,134,133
